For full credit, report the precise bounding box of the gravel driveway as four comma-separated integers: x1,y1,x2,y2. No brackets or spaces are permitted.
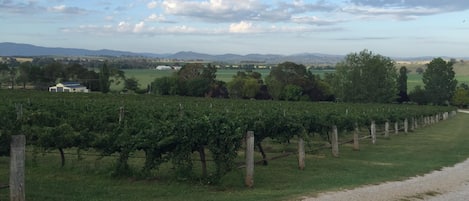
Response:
302,111,469,201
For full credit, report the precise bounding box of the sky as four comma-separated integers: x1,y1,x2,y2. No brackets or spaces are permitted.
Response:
1,0,469,57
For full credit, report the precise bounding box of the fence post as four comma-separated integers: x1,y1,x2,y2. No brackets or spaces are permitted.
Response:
298,137,305,170
245,131,254,188
410,117,415,132
331,125,339,157
404,118,408,134
371,121,376,144
384,121,390,138
394,122,398,135
118,106,125,124
10,135,25,201
353,123,359,151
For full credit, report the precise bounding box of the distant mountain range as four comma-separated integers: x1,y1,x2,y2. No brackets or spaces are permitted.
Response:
0,42,464,64
0,42,343,64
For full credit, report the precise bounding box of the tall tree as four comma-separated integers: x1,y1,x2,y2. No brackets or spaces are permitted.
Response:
175,63,219,97
397,66,409,103
124,77,140,92
423,58,457,105
265,62,330,101
99,62,111,93
17,62,32,89
227,71,261,99
332,49,397,103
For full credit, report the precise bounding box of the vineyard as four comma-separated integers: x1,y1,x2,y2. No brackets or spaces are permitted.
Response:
0,90,457,184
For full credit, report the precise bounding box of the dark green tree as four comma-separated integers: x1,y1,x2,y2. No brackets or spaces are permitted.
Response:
409,85,428,105
99,62,111,93
332,49,397,103
151,76,179,95
265,62,330,101
175,63,219,97
423,58,457,105
124,77,140,92
397,66,409,103
0,63,10,88
17,62,32,89
43,62,64,84
227,71,262,99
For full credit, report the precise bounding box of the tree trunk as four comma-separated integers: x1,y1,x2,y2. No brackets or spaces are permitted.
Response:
59,148,65,167
256,143,268,166
198,146,207,178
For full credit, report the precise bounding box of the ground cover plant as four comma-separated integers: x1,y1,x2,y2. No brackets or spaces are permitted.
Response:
1,90,466,201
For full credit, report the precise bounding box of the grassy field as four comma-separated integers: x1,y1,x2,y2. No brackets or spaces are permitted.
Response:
2,113,469,201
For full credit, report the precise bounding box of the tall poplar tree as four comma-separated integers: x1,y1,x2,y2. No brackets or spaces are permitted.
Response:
99,62,111,93
397,66,409,103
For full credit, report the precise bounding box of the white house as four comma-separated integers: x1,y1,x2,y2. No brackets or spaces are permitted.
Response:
156,65,172,70
49,82,89,93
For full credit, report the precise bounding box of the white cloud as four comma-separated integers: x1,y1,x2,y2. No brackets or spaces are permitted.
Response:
105,15,114,21
165,25,198,34
162,0,270,22
50,5,66,12
48,4,88,15
146,13,166,22
117,21,131,32
229,21,255,33
342,5,442,20
133,21,145,33
347,0,469,19
291,16,343,26
147,1,158,9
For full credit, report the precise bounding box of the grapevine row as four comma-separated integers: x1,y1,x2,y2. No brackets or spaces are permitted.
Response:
0,90,456,181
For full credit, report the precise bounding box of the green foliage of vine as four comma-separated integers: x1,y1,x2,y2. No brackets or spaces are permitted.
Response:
0,90,456,182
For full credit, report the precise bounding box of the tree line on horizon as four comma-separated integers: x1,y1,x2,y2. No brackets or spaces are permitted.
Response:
151,49,462,106
0,49,466,106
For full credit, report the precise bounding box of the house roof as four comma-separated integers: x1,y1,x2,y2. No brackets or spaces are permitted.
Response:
61,82,82,86
67,85,87,89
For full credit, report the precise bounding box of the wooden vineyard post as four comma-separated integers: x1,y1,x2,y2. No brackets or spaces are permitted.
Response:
298,137,305,170
410,117,415,132
404,118,408,134
370,121,376,144
394,122,399,135
414,117,419,129
118,106,125,124
331,125,339,157
10,135,25,201
384,121,390,138
245,131,254,188
353,123,359,151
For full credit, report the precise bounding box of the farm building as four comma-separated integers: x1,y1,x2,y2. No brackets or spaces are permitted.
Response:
49,82,89,93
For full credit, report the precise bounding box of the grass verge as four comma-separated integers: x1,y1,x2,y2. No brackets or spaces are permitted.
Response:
1,113,469,201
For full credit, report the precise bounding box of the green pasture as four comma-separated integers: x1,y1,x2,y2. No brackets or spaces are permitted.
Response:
2,113,469,201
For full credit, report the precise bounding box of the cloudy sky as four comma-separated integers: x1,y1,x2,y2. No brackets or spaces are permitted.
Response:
1,0,468,57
